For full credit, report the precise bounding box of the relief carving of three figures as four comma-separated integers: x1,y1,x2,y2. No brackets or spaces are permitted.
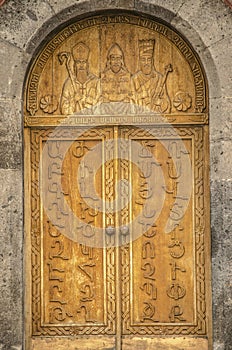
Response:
59,40,172,115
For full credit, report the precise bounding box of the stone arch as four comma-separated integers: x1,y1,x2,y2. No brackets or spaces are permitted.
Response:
0,1,231,350
22,3,221,99
20,2,225,146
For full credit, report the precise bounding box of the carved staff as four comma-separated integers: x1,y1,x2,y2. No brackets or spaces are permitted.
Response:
58,52,77,94
152,63,173,102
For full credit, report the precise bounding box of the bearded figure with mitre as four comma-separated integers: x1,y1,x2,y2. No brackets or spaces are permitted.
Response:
132,39,171,113
60,42,100,114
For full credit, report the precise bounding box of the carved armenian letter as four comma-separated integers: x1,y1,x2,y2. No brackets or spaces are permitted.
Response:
24,12,211,350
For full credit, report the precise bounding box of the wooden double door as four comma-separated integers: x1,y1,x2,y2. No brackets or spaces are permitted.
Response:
25,123,209,349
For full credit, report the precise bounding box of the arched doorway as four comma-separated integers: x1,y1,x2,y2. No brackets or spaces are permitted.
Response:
24,11,211,349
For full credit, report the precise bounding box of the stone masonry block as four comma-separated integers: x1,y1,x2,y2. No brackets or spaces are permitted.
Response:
91,0,135,10
0,99,22,143
176,0,232,48
0,0,54,49
54,1,93,24
211,179,232,348
210,141,223,181
211,180,223,257
210,97,232,142
0,141,22,169
210,140,232,182
48,0,89,15
0,40,30,100
0,170,23,350
208,35,232,96
142,0,185,14
222,180,232,236
0,99,22,169
134,0,175,22
217,141,232,181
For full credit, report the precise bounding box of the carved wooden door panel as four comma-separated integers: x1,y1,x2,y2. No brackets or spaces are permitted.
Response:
26,126,119,349
24,12,212,350
118,126,207,349
25,124,209,349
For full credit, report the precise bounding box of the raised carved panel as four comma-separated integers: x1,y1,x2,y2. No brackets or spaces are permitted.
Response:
119,126,206,336
30,127,116,336
24,13,207,127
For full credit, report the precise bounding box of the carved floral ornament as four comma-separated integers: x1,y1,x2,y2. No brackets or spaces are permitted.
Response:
25,14,208,125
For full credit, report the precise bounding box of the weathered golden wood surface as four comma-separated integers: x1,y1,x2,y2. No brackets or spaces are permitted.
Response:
24,13,207,124
31,336,208,350
24,13,211,350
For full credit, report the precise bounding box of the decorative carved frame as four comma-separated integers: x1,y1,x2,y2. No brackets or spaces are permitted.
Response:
24,11,211,350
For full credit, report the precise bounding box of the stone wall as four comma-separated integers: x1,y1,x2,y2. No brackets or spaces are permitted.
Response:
0,1,231,349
